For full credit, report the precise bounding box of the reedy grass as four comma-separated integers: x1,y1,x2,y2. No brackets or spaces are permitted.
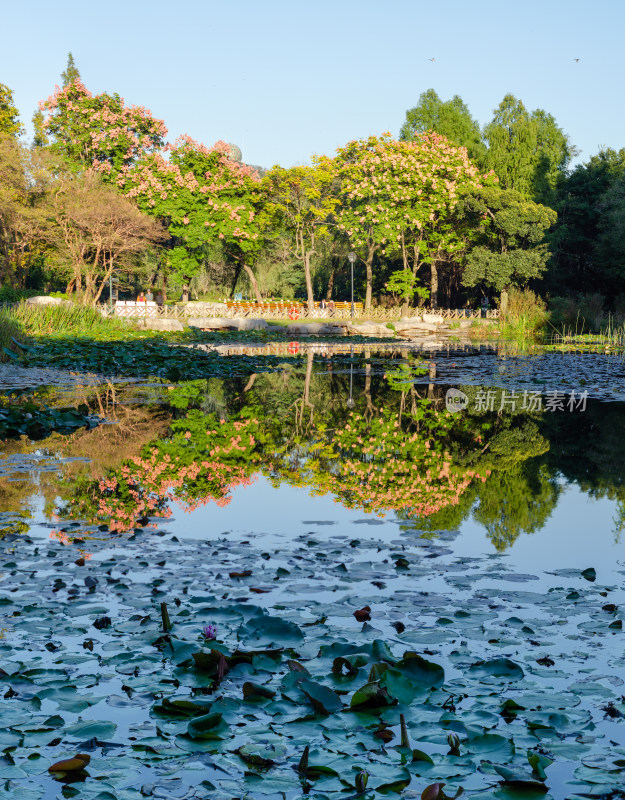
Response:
2,301,131,337
499,288,549,341
0,311,27,361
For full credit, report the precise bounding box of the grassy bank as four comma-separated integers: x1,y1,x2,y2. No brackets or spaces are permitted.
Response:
3,301,132,337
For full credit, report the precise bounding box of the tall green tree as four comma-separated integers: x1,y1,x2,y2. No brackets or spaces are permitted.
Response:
0,83,23,138
121,136,267,299
484,95,537,197
31,110,49,148
61,52,81,87
400,89,486,165
531,109,575,206
548,147,625,295
484,94,573,205
457,186,557,292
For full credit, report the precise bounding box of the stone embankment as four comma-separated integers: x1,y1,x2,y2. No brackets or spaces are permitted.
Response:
185,313,496,340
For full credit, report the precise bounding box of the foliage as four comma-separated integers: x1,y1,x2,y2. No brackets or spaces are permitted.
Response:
263,158,338,309
0,286,39,303
60,52,81,87
120,136,265,290
499,288,549,339
457,186,557,291
41,80,167,175
0,309,26,361
548,292,606,333
385,268,428,303
333,132,485,309
0,135,50,288
45,170,166,303
484,94,573,205
0,83,23,138
62,411,260,531
548,147,625,295
400,88,486,165
3,300,130,336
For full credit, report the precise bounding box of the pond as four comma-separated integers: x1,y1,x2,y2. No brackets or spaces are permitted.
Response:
1,343,625,800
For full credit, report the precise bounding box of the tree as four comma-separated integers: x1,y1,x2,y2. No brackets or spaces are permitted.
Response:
40,80,167,175
593,176,625,289
121,136,266,299
531,109,575,206
400,89,486,165
61,52,81,87
484,95,536,197
0,136,49,287
0,83,23,138
263,158,338,310
484,94,573,205
548,148,625,294
333,132,484,309
47,170,165,303
31,110,49,148
457,186,557,292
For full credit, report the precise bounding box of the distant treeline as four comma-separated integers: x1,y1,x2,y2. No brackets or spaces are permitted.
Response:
0,57,622,311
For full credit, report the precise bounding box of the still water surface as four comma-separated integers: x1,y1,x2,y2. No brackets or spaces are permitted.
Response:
1,345,625,799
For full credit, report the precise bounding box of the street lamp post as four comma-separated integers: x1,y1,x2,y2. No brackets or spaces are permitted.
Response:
346,344,355,408
347,252,356,319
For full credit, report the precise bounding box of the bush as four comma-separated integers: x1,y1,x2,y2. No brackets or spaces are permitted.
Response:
0,286,40,304
501,288,548,339
549,293,607,333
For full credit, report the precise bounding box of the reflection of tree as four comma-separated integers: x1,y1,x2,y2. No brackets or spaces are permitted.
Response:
397,393,557,550
61,411,260,532
258,366,492,521
540,402,625,541
474,461,559,551
35,365,617,554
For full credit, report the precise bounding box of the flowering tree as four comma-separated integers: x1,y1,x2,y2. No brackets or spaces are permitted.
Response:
263,157,338,310
333,132,487,309
40,80,167,175
119,136,266,296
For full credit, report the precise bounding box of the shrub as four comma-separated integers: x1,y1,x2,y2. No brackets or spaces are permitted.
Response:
0,286,39,304
549,293,606,334
501,288,548,339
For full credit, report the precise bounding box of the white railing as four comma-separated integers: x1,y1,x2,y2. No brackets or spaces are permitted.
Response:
102,301,499,322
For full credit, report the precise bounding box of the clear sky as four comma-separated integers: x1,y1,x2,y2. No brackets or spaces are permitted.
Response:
3,0,624,169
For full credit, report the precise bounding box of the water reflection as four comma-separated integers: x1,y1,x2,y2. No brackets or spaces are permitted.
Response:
3,353,624,555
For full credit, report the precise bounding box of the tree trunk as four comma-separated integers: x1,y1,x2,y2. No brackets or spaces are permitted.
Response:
243,263,263,303
231,261,242,297
430,262,438,309
326,264,335,300
304,250,314,312
364,242,375,313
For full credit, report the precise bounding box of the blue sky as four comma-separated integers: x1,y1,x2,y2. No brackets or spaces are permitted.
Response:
3,0,624,169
